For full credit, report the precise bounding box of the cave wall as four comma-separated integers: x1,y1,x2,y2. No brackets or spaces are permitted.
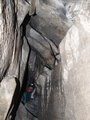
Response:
60,11,90,120
0,0,90,120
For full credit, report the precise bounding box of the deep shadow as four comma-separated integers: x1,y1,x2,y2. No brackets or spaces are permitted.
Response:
5,78,20,120
21,13,31,36
5,58,30,120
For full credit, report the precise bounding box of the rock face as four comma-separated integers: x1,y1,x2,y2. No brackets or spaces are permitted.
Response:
46,64,65,120
0,0,30,119
0,0,90,120
60,10,90,120
0,77,16,120
0,0,21,119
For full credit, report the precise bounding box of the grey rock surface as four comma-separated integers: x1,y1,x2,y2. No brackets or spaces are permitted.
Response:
0,0,90,120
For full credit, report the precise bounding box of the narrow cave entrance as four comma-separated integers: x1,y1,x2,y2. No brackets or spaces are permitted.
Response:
16,50,53,120
0,0,69,118
15,14,41,120
15,14,55,120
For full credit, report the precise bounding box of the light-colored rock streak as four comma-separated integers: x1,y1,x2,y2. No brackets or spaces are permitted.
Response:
0,77,16,120
60,11,90,120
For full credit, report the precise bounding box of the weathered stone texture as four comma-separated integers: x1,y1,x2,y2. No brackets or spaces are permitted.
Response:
0,77,16,120
0,1,21,119
60,11,90,120
1,0,90,120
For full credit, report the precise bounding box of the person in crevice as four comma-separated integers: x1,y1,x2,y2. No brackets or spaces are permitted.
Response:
21,73,39,117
